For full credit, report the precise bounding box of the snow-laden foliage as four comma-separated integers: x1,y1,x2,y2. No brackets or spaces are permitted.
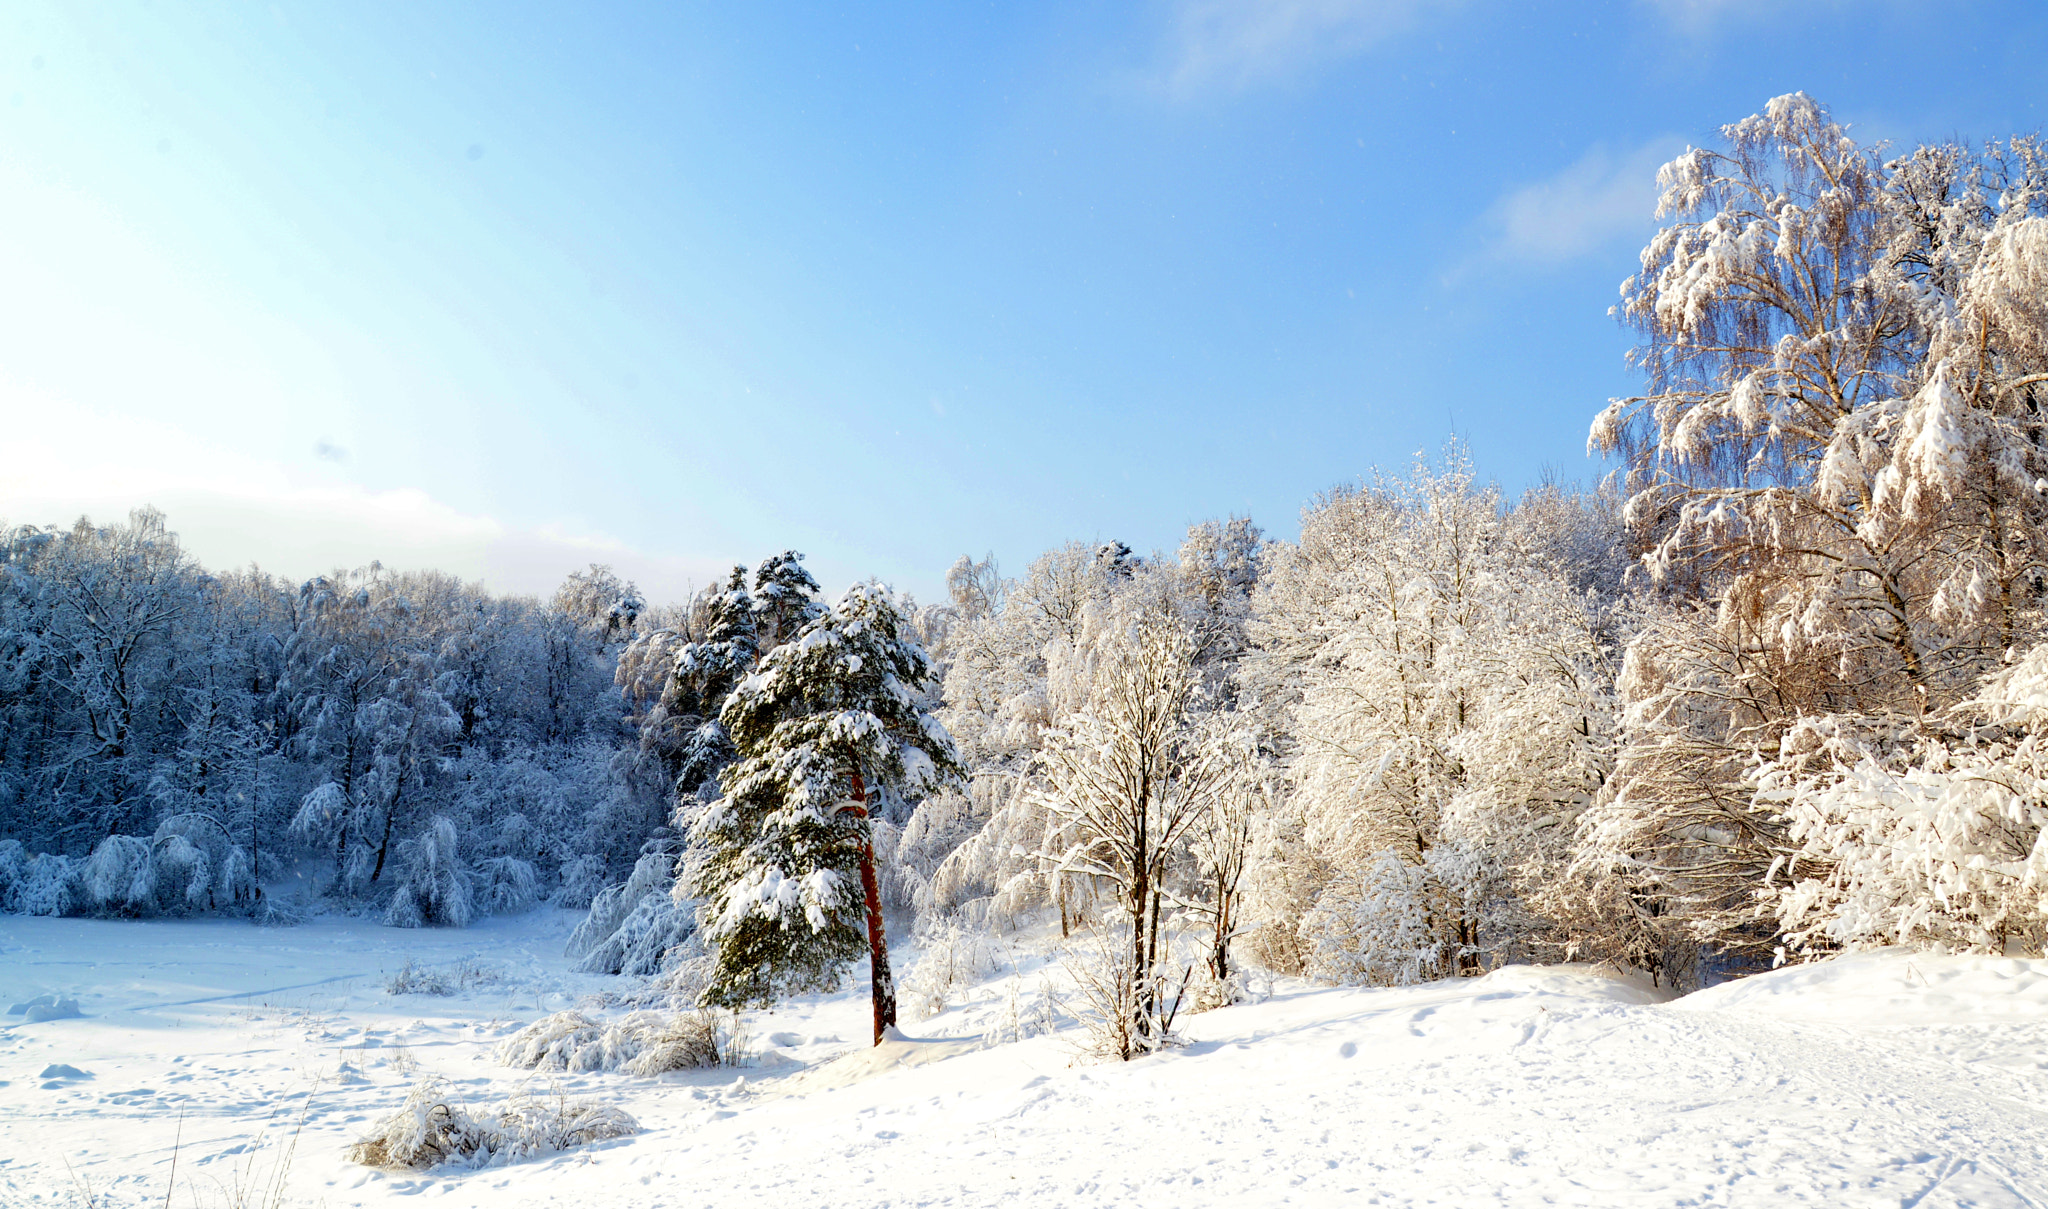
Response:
1759,644,2048,956
497,1009,738,1074
71,815,259,918
0,517,667,925
0,841,23,908
1304,846,1506,987
569,852,679,970
348,1077,638,1171
577,880,699,978
474,855,540,916
1251,452,1622,983
689,579,963,1022
549,853,610,910
900,920,1010,1021
9,852,80,917
384,816,474,929
1574,95,2048,971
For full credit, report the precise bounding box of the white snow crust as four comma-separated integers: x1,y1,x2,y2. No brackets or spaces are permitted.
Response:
1,913,2043,1207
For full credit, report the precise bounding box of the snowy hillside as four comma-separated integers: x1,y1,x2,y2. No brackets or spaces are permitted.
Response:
3,914,2043,1208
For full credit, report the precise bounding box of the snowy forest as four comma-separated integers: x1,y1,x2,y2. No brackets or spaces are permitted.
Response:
5,95,2048,1038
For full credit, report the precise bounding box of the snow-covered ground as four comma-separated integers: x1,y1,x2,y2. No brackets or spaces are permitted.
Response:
2,912,2044,1208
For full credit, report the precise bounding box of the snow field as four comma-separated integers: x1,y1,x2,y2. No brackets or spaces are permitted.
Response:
2,912,2044,1208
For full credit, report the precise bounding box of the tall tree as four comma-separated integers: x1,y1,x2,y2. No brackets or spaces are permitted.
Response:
689,582,962,1044
1036,604,1242,1054
1576,94,2048,966
671,567,760,800
751,550,824,651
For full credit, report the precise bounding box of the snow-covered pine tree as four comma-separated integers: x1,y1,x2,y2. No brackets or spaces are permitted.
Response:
688,581,962,1043
750,550,823,651
671,566,760,801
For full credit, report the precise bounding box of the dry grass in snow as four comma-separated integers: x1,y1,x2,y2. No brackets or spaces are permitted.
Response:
347,1077,637,1172
495,1008,744,1075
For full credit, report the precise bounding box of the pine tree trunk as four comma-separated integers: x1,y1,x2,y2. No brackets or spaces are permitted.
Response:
849,770,896,1046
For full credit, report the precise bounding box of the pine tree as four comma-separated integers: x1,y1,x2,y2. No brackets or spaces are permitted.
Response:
689,582,962,1043
670,566,759,800
750,550,824,650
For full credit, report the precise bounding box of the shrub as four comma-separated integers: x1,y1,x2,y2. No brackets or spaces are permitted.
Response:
497,1008,743,1075
475,856,540,916
348,1077,637,1171
384,817,473,929
13,852,79,917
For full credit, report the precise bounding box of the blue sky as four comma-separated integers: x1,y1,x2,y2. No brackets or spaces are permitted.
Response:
2,1,2043,604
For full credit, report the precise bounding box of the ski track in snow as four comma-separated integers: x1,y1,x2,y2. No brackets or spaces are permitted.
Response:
0,914,2042,1208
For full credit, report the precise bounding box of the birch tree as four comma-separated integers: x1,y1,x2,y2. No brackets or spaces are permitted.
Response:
1035,606,1239,1053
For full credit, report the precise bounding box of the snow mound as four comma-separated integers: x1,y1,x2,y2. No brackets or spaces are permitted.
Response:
7,994,82,1022
783,1027,984,1093
1674,949,2048,1023
36,1063,89,1080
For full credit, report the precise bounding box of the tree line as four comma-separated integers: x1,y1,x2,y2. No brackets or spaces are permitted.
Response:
5,94,2045,1054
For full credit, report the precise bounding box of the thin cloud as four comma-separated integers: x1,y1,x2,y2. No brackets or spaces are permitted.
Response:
0,399,725,606
1638,0,1841,36
1159,0,1463,94
1479,138,1682,267
1158,1,1838,96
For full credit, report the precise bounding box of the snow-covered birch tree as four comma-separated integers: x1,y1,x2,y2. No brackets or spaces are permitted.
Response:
1574,94,2048,967
1035,604,1242,1053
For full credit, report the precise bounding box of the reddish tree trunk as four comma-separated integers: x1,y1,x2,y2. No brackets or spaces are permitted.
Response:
848,770,896,1046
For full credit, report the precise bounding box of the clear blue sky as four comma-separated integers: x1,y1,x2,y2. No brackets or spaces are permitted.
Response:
2,1,2043,604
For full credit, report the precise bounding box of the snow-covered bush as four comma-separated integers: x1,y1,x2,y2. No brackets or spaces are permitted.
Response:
568,852,695,975
584,891,697,977
920,777,1062,933
1303,849,1488,987
901,921,1008,1021
548,853,609,910
152,813,257,912
80,834,155,915
474,856,539,916
0,840,24,906
251,892,309,928
385,958,502,996
1760,647,2048,957
1070,923,1188,1061
8,851,77,916
384,816,473,929
71,819,259,918
496,1009,739,1074
348,1076,638,1171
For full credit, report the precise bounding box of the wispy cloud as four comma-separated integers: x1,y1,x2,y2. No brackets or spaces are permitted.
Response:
1637,0,1841,37
1477,138,1683,267
0,394,726,605
1158,1,1840,96
1159,0,1463,94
